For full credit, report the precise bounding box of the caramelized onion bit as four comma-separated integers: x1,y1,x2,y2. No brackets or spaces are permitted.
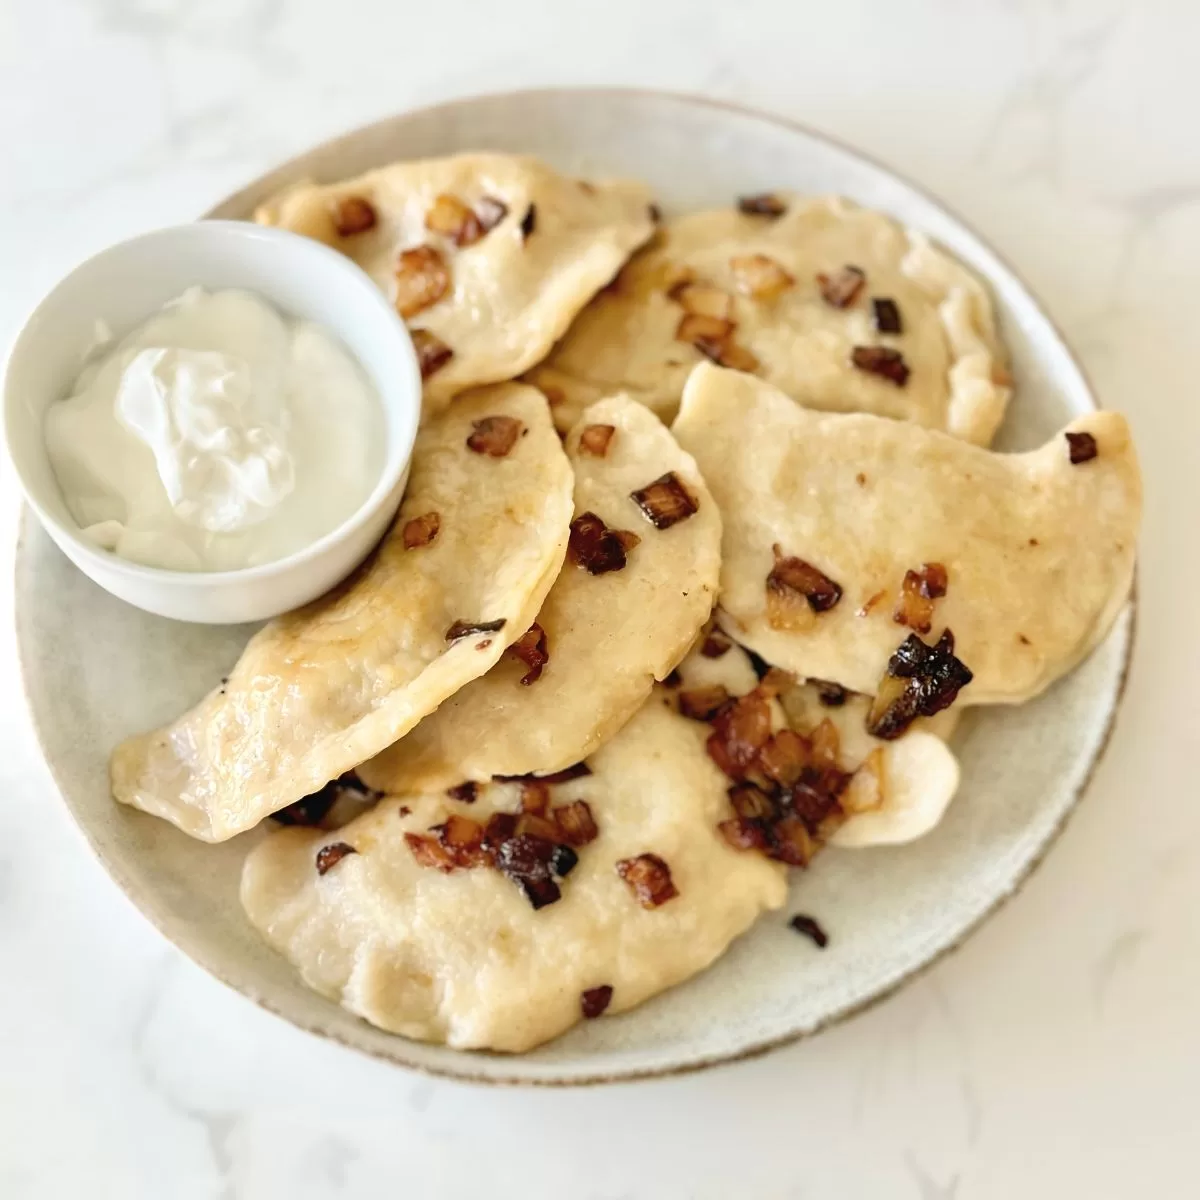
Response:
330,195,377,236
445,618,507,642
701,629,732,658
817,265,865,308
568,511,633,575
674,283,733,320
706,689,773,780
630,471,699,529
402,511,440,549
395,245,450,318
578,424,616,457
1065,431,1098,464
425,193,483,246
517,812,560,842
789,768,850,832
447,781,478,804
506,622,549,685
520,204,537,240
893,562,949,634
790,913,829,947
677,684,732,722
872,297,903,334
581,985,614,1019
738,192,787,218
676,311,734,346
476,195,509,233
757,729,811,788
273,771,374,826
718,817,770,852
616,853,679,908
483,811,518,846
769,815,818,867
851,345,910,386
520,779,551,816
495,833,566,909
728,781,775,821
431,814,490,868
766,545,843,629
315,842,357,875
866,630,974,740
410,328,453,379
554,799,599,847
404,832,457,872
730,253,794,300
466,414,524,456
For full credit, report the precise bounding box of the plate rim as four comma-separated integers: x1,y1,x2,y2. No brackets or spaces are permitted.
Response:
15,84,1138,1086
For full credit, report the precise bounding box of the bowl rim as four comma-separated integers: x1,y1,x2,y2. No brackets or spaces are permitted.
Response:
3,219,421,587
15,84,1138,1086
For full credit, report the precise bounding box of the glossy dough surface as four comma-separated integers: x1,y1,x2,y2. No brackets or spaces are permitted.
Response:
111,385,573,841
255,153,656,413
241,697,787,1052
360,394,721,792
672,364,1141,704
529,195,1010,443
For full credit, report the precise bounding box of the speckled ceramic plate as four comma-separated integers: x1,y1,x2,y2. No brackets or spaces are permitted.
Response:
15,88,1134,1085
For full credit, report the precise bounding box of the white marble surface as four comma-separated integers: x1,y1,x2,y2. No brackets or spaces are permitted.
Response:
1,0,1197,1196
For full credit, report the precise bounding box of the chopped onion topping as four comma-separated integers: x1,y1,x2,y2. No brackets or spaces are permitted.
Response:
817,265,865,308
410,328,453,379
330,195,377,237
506,622,549,685
394,245,450,318
616,853,679,908
866,630,973,740
466,415,524,456
630,471,699,529
402,511,440,549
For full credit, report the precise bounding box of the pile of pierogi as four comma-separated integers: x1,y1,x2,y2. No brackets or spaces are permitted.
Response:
110,153,1142,1053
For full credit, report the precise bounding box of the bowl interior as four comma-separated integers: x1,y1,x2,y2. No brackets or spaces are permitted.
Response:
16,89,1134,1085
4,221,420,574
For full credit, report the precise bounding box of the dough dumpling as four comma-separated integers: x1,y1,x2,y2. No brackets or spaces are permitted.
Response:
529,195,1010,444
256,153,656,414
111,385,574,841
672,363,1141,706
360,394,721,793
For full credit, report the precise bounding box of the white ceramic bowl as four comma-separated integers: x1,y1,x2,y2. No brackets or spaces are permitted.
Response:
3,221,421,623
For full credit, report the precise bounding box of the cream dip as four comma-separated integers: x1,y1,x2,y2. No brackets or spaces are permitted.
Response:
45,287,384,572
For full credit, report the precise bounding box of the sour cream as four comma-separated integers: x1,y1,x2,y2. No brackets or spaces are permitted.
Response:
45,287,385,572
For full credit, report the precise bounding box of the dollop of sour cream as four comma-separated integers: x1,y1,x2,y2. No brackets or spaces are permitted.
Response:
45,287,385,572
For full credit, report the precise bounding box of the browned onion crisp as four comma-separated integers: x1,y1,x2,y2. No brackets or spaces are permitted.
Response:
579,424,616,457
581,985,613,1018
737,192,787,218
630,472,699,529
1065,431,1098,464
872,297,903,334
789,914,829,947
394,245,450,318
677,684,733,722
466,414,524,456
866,629,973,740
424,193,484,246
330,195,377,237
410,328,453,379
616,853,678,908
568,511,635,575
676,311,735,347
506,622,549,685
892,562,949,634
851,345,910,386
402,511,440,549
273,771,376,827
445,618,507,642
315,842,357,875
817,265,866,308
674,282,733,320
554,799,599,847
766,545,843,630
730,253,794,300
